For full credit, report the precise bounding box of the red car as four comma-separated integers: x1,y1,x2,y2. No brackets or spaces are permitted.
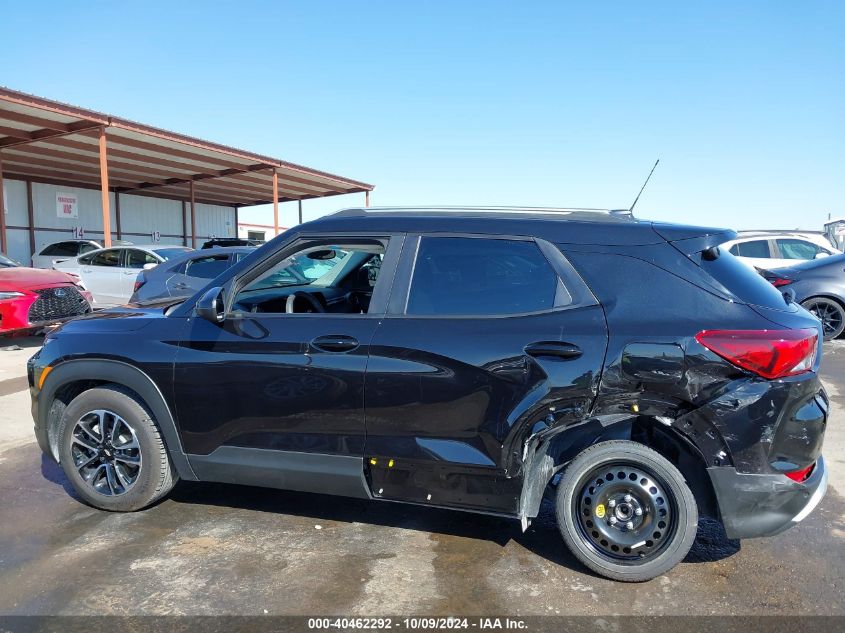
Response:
0,253,93,335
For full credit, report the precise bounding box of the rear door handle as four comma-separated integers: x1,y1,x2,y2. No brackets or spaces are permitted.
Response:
524,341,582,360
172,282,190,290
310,335,359,353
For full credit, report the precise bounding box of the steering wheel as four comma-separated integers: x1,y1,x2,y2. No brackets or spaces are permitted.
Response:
285,291,326,314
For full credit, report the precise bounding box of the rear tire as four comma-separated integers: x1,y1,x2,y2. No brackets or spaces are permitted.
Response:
57,385,177,512
801,297,845,340
555,440,698,582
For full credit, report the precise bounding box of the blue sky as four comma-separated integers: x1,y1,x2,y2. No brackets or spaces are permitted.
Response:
1,1,842,230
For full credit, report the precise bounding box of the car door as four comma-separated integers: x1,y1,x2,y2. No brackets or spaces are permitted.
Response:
79,248,125,306
774,238,826,265
363,235,608,515
171,234,403,498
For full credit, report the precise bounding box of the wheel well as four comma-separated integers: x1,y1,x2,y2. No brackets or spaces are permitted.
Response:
528,415,720,523
631,418,719,520
46,380,145,461
802,294,845,311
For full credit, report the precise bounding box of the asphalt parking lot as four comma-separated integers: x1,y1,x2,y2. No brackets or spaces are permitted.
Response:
1,336,843,616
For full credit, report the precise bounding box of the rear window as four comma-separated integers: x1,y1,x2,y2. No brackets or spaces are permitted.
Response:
701,247,790,309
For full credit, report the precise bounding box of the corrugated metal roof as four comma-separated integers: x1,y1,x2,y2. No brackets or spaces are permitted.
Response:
0,87,373,207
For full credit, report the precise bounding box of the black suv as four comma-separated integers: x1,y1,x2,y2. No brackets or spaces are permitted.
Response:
28,207,828,582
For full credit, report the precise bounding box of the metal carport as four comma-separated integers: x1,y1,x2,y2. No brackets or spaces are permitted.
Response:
0,87,374,255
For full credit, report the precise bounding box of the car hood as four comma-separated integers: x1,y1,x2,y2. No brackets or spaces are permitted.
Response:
55,301,175,334
0,267,78,290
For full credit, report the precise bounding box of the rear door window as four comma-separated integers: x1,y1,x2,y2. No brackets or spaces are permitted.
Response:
185,255,230,280
406,237,559,316
41,241,79,257
730,240,771,258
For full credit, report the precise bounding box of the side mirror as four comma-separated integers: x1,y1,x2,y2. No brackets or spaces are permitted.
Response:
143,263,158,270
197,287,225,324
815,252,830,259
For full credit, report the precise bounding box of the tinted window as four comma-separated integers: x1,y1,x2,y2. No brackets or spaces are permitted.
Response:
407,237,558,316
701,248,789,309
733,240,770,258
185,255,230,280
41,241,81,257
90,249,122,267
777,239,820,260
79,243,99,254
126,249,160,269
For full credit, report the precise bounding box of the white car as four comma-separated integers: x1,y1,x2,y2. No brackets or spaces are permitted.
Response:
31,239,102,269
54,244,193,307
722,232,840,270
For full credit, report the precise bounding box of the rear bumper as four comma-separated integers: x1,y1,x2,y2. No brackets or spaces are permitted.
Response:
708,455,828,539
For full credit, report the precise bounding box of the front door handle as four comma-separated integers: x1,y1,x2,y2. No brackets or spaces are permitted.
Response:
310,335,359,353
524,341,582,360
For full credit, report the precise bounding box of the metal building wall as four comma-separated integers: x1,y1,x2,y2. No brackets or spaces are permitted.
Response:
195,203,237,241
2,179,29,263
119,194,183,245
2,178,237,259
31,182,116,256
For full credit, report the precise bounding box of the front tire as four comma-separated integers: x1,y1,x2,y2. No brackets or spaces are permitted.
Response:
555,440,698,582
57,385,177,512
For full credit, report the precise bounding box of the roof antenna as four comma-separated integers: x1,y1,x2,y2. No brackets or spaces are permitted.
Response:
628,159,660,214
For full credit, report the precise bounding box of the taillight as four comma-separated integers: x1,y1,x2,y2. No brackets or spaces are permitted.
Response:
133,274,146,293
772,278,792,288
695,328,818,379
785,462,815,483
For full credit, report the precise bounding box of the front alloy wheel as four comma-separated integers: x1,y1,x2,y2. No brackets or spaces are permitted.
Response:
70,409,142,497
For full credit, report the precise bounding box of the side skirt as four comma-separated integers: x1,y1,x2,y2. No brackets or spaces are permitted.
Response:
188,447,372,500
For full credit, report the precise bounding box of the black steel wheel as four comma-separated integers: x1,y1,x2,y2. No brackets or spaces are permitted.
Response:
802,297,845,340
556,440,698,582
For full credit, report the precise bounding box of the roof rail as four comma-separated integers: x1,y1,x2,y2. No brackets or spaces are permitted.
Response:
332,206,635,219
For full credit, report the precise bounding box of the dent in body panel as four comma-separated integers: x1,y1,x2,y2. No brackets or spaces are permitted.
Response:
363,306,607,514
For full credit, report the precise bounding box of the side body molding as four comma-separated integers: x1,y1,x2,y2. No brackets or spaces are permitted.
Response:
38,359,197,481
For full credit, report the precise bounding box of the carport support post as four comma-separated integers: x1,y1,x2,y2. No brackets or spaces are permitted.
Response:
0,153,7,255
272,170,279,237
298,199,302,225
98,128,112,248
190,180,197,249
365,191,370,208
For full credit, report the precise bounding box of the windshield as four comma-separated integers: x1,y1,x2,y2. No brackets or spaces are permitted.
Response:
151,247,194,261
245,248,350,292
0,254,21,268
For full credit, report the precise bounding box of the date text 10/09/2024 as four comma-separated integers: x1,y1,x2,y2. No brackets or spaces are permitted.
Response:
307,618,528,630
